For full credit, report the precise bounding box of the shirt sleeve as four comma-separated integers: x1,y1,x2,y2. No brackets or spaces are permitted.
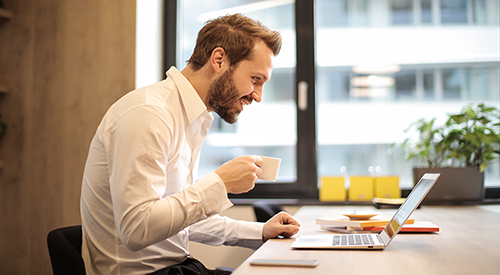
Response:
188,215,265,250
105,106,232,251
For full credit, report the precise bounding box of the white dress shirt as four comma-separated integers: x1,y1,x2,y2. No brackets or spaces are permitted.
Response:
80,67,264,275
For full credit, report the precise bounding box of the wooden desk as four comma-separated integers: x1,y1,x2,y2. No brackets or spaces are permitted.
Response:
233,205,500,275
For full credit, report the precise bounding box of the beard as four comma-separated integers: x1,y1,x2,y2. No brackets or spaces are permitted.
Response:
207,67,246,124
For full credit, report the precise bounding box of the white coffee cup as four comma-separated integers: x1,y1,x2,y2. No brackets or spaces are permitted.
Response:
259,156,281,182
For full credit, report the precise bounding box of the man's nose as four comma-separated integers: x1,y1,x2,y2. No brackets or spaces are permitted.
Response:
252,87,263,103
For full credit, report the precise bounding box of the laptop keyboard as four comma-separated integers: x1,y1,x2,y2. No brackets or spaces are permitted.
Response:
333,234,375,246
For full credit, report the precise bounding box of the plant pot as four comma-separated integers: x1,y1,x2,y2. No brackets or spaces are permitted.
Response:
413,166,484,204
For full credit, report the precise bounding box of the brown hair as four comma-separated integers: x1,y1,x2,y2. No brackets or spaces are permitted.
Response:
187,13,282,70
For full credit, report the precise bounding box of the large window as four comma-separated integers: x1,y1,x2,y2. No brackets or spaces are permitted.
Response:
165,0,500,199
315,0,499,191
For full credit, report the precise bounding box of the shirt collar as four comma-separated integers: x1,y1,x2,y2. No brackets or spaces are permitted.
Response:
166,66,211,123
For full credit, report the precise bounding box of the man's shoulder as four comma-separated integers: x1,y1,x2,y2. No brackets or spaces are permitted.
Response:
115,79,178,110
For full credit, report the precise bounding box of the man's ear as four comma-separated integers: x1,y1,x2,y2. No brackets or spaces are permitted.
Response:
210,47,226,73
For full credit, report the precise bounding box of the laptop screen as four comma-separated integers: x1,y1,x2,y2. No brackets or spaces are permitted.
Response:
382,174,440,241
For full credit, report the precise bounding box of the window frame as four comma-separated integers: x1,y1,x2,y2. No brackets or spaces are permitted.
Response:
163,0,319,199
163,0,500,201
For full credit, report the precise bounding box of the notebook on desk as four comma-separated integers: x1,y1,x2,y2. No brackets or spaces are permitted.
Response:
291,173,440,250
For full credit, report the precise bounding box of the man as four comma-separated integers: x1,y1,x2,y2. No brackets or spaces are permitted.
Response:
80,13,300,275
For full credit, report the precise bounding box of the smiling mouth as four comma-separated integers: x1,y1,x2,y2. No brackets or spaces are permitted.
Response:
239,95,253,108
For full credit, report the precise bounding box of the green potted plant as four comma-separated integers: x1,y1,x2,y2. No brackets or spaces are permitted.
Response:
399,102,500,203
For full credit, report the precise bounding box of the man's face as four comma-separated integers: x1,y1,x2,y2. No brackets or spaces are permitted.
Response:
207,40,274,124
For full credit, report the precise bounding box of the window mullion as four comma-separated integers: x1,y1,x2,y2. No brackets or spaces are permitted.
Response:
295,0,318,198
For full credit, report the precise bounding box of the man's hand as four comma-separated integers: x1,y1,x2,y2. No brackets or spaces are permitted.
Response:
215,155,264,194
262,212,301,241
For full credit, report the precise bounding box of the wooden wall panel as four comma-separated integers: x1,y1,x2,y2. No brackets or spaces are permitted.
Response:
0,0,136,274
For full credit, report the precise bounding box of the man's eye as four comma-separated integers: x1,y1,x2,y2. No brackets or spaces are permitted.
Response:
252,77,260,83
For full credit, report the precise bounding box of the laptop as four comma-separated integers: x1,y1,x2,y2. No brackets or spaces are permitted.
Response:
291,173,440,250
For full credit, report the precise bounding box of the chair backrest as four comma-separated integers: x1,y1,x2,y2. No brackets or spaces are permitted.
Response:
252,200,283,222
47,225,86,275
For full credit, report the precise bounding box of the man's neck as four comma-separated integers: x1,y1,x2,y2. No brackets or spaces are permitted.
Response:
181,65,213,110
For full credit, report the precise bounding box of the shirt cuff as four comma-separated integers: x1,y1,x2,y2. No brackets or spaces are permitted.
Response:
236,220,265,249
193,171,233,218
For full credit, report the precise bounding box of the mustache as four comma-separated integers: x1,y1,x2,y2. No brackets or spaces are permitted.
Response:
239,94,253,104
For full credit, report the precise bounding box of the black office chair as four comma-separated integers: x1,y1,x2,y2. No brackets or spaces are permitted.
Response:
47,225,86,275
252,200,283,222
